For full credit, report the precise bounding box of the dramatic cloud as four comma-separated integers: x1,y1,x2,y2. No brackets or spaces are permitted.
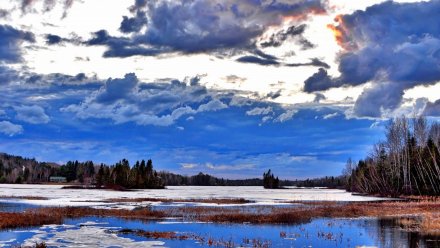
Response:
260,24,306,48
14,105,50,124
424,99,440,117
94,73,138,104
120,10,148,33
86,0,326,58
45,34,62,45
259,24,315,50
236,55,279,66
86,30,163,58
0,121,23,136
0,25,35,63
62,73,230,126
237,52,328,67
303,1,440,117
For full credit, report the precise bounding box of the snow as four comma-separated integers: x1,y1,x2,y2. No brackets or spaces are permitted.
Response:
0,184,391,209
20,222,165,248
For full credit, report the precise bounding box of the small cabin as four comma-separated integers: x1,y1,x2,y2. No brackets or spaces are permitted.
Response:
49,176,67,183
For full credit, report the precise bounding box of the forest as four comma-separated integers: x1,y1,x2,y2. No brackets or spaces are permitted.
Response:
347,116,440,196
0,155,164,189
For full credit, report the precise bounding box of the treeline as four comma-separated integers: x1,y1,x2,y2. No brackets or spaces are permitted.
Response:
0,153,57,184
293,176,345,189
158,172,264,186
1,152,347,189
346,116,440,196
0,154,164,189
56,159,164,189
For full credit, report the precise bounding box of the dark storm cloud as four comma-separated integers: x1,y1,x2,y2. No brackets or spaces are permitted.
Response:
120,11,148,33
45,34,62,45
260,24,306,48
266,90,282,99
236,56,280,65
0,9,9,18
303,68,336,92
303,1,440,117
287,58,329,68
424,99,440,117
313,93,326,103
0,25,35,63
353,83,405,118
86,30,164,58
95,73,139,104
86,0,326,58
0,66,19,84
61,73,232,126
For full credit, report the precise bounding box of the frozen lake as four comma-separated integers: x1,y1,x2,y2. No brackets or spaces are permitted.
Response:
0,184,390,209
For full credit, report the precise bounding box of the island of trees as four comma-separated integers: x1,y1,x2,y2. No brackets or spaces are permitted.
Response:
263,169,280,189
346,116,440,197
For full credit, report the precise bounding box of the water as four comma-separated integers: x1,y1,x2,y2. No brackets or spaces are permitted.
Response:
1,216,439,247
0,201,40,212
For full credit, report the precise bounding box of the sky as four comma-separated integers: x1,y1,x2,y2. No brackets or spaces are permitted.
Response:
0,0,440,179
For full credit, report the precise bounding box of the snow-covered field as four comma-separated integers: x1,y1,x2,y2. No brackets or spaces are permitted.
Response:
0,184,390,209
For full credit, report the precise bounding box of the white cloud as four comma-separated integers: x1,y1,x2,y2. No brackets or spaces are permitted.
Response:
274,109,297,122
180,163,198,169
197,99,228,112
205,163,255,171
14,105,50,124
246,107,273,116
323,112,338,119
0,121,23,136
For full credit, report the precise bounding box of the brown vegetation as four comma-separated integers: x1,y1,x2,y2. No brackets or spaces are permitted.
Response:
104,197,253,204
2,199,440,235
0,206,164,229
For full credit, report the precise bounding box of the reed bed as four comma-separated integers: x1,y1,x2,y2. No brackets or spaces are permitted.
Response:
2,199,440,234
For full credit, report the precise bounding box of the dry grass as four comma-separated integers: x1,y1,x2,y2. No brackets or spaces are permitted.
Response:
166,199,440,234
421,213,440,234
0,207,164,229
0,211,63,229
100,197,253,204
2,199,440,235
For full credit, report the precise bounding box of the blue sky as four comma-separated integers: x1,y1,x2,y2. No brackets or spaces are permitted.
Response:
0,0,439,179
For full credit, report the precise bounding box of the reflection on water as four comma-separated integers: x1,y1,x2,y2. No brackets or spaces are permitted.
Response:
0,201,40,212
370,218,440,248
1,216,439,247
